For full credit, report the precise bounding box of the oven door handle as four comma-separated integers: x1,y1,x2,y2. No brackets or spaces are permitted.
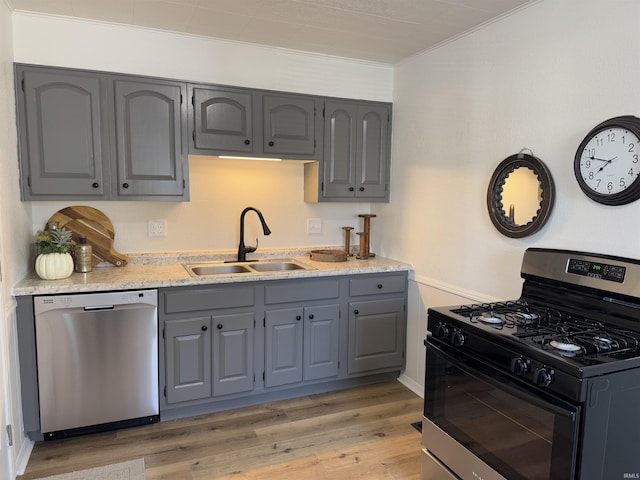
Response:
428,342,579,421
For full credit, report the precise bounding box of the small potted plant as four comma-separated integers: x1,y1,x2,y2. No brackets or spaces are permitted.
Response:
34,223,74,280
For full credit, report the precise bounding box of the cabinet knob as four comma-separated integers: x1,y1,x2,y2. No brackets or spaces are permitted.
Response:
201,325,208,331
377,284,383,289
296,315,301,321
122,183,129,189
354,309,359,315
349,187,355,192
92,182,99,189
308,314,314,319
244,139,250,145
217,324,223,330
359,187,365,192
268,141,274,147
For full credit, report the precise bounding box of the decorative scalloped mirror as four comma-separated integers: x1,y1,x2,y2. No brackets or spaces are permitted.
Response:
487,149,555,238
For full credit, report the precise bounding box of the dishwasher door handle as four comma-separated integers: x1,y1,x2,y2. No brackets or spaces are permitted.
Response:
83,305,115,311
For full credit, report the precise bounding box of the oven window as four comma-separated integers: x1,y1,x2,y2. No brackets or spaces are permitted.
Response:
425,345,578,480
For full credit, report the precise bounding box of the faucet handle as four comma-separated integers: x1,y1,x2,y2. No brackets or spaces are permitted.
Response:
245,238,259,254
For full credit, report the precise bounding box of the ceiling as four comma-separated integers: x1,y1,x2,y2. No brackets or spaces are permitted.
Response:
6,0,536,64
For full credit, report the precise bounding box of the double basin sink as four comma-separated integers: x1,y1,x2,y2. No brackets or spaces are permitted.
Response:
184,258,315,277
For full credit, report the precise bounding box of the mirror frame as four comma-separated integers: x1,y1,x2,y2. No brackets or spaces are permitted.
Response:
486,152,555,238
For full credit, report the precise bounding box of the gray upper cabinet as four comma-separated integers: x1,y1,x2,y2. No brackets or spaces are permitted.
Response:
304,100,391,203
189,86,319,160
262,94,317,157
16,67,109,199
14,64,189,201
114,78,188,199
189,85,254,154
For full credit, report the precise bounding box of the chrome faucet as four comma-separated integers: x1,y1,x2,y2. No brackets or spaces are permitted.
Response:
237,207,271,262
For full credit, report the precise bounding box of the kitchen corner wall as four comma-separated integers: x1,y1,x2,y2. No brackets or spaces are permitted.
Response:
12,13,394,254
377,0,640,392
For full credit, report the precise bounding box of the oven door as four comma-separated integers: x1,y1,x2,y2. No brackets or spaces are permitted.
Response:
424,340,580,480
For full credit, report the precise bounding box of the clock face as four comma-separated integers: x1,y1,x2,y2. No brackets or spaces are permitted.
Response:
575,118,640,205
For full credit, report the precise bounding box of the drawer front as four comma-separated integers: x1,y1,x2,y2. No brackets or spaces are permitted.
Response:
349,274,406,297
265,279,339,304
164,286,255,313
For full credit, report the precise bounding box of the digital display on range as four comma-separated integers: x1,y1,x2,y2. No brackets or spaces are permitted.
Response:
567,259,626,283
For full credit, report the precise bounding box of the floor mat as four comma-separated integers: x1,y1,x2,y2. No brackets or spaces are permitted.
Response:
411,421,422,433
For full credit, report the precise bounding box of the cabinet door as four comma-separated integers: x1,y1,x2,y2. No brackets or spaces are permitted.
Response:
165,317,212,404
212,312,254,396
355,105,389,199
263,95,317,156
303,304,340,381
265,307,303,387
348,298,405,374
191,86,253,153
114,78,188,199
17,67,108,199
322,101,357,198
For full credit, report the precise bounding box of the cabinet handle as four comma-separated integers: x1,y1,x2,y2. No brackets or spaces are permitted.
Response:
244,139,250,145
268,141,274,147
217,324,223,330
354,309,359,315
122,183,129,189
377,284,383,289
359,187,365,192
296,315,301,321
201,325,208,331
308,314,314,319
349,187,355,192
92,182,99,189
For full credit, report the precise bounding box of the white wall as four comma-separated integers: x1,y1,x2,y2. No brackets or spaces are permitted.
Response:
12,13,394,254
1,0,35,476
385,0,640,392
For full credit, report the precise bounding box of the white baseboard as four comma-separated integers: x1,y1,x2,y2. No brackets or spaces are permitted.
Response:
398,373,423,399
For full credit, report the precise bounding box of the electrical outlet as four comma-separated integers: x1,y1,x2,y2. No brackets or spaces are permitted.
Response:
307,218,322,234
148,219,167,237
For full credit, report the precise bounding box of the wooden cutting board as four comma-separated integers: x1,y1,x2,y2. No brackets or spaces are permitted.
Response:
46,206,129,267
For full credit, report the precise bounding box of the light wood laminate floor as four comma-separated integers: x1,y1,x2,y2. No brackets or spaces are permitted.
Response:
19,381,423,479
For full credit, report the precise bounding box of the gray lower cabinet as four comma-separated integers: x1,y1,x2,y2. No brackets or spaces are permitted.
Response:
162,285,256,404
264,303,339,388
346,273,407,374
165,316,212,404
15,64,189,201
212,312,254,396
347,298,405,374
304,100,391,202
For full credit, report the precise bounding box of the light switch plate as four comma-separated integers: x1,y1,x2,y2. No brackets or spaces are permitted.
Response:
307,218,322,234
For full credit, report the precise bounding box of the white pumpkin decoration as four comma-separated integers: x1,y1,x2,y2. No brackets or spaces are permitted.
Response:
35,253,74,280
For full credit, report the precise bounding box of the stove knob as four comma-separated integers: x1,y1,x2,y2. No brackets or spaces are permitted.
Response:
451,330,466,347
510,357,530,375
534,367,554,387
434,324,450,340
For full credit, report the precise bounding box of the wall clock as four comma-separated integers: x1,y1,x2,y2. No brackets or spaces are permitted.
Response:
574,115,640,205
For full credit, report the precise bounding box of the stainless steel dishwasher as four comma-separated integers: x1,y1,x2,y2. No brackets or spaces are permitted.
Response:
34,289,159,439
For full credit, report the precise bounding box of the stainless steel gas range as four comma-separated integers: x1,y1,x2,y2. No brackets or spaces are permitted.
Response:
422,248,640,480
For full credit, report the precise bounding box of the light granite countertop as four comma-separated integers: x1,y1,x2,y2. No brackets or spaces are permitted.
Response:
13,247,413,296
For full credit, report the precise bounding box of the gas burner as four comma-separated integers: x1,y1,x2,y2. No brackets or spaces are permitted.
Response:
550,340,582,352
478,315,504,325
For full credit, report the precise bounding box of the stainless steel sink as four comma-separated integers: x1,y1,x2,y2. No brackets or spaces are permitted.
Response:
183,258,315,277
187,264,252,276
249,262,307,272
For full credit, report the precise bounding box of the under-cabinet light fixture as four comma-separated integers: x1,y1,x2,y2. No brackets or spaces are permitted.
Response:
218,156,282,161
